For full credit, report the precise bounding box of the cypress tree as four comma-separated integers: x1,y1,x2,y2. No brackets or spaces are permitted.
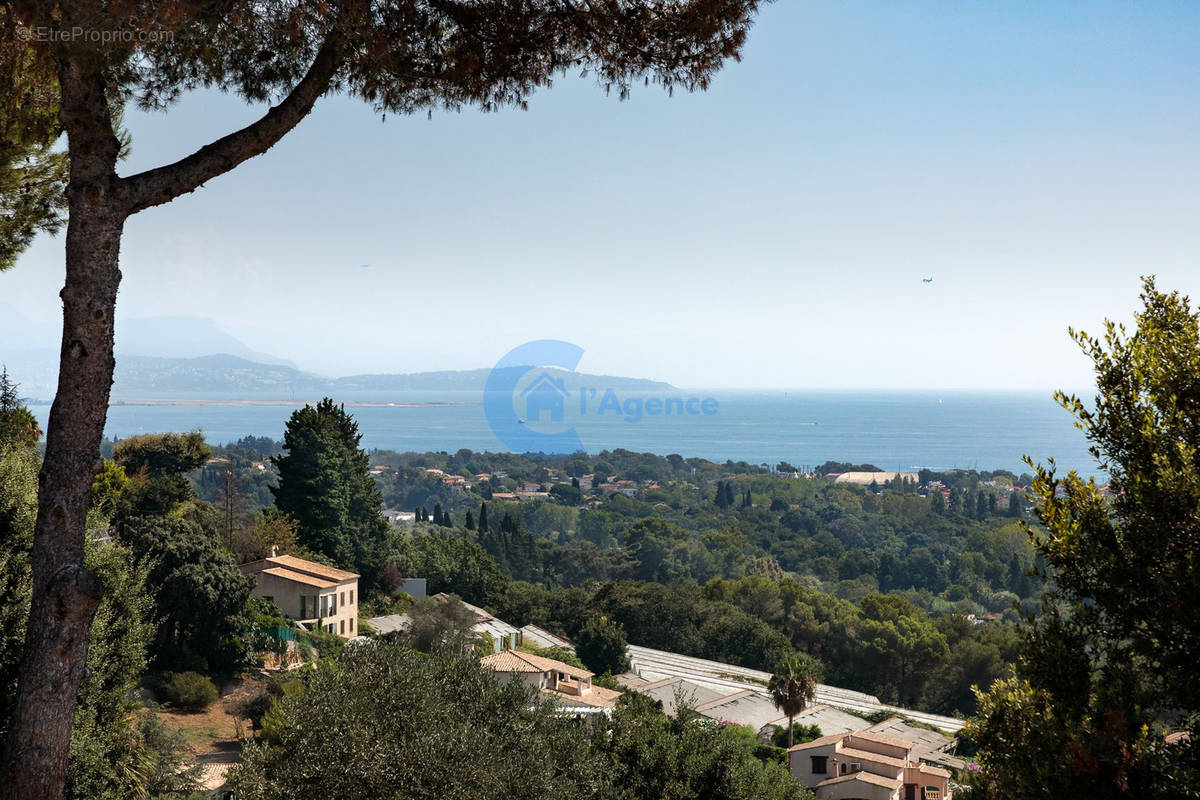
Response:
478,502,489,533
271,398,389,587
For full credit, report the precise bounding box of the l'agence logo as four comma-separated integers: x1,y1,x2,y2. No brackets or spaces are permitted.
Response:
484,340,719,453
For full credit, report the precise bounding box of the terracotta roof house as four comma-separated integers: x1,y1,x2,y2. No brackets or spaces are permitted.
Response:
480,650,621,713
789,730,952,800
864,717,964,772
240,549,359,638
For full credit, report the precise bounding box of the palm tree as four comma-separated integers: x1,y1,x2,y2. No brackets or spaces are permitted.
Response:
768,653,817,748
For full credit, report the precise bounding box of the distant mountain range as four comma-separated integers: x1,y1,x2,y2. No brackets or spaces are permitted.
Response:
1,311,672,399
106,355,672,397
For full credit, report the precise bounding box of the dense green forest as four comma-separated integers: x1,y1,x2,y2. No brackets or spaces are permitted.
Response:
196,442,1043,618
181,434,1034,717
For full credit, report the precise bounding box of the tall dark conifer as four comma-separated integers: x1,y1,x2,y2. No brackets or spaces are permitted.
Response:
271,399,389,588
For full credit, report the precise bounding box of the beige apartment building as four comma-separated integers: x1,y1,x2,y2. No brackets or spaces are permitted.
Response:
789,730,952,800
240,550,360,638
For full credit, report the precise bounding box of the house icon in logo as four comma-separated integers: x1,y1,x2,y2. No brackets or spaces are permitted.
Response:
520,371,570,423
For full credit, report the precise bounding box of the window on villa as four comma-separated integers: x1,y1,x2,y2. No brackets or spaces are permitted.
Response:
320,595,328,617
300,596,307,618
263,595,273,603
350,590,354,604
340,591,345,606
330,594,337,614
350,618,355,633
840,763,847,775
811,756,827,775
340,619,345,635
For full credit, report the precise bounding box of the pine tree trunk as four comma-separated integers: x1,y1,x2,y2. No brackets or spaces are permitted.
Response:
0,58,125,800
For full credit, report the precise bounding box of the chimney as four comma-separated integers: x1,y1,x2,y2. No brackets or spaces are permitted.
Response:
268,545,279,558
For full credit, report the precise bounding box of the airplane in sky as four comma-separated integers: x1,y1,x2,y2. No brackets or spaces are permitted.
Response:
922,277,934,283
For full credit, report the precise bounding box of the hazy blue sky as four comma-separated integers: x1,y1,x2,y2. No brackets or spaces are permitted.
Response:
5,0,1200,389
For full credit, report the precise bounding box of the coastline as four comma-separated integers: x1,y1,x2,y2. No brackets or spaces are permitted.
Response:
106,398,479,408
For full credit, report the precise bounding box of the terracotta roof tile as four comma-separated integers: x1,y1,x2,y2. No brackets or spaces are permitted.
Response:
816,771,900,790
266,554,358,581
837,746,908,769
850,730,914,750
259,567,338,589
788,732,849,751
542,684,622,709
481,650,594,680
240,554,359,584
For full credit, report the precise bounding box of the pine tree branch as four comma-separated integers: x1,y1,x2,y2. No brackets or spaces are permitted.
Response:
121,31,344,215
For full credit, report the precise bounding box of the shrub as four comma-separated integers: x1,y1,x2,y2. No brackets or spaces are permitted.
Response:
771,722,822,748
157,671,219,711
754,743,788,764
240,692,274,732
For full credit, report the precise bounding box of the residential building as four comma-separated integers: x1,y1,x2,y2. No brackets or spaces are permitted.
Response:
862,717,965,772
385,509,416,525
481,650,622,715
789,730,952,800
240,549,359,638
833,472,918,487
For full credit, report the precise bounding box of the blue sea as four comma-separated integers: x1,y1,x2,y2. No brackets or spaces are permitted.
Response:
30,389,1100,477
